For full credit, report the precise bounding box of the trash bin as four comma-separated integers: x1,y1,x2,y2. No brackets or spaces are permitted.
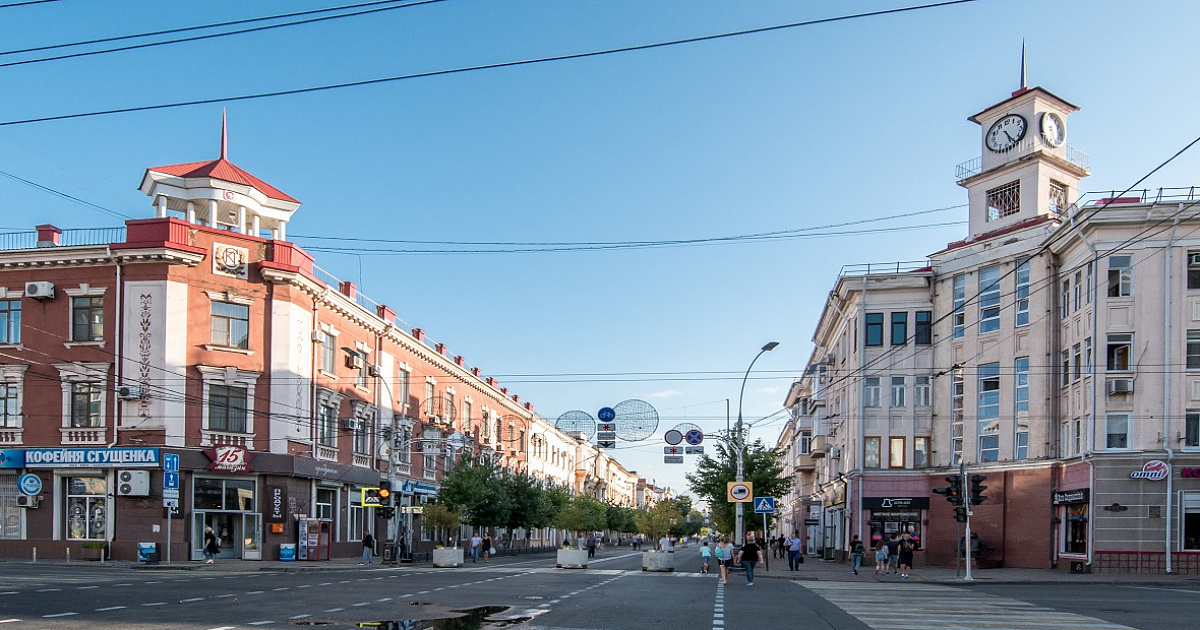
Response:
279,543,296,562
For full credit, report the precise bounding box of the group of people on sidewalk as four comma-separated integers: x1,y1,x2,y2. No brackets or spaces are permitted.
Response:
848,532,914,578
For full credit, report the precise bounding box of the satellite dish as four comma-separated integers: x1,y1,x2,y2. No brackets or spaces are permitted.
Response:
555,410,596,441
613,399,658,442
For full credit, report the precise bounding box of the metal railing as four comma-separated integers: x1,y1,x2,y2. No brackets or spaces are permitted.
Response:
839,261,932,276
0,227,125,252
1079,187,1200,206
955,142,1090,182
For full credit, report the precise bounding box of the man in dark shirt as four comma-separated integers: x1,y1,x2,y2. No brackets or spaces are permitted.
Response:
885,534,901,575
737,534,762,585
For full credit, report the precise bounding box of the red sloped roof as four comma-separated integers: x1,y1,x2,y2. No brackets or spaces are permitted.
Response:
147,158,299,204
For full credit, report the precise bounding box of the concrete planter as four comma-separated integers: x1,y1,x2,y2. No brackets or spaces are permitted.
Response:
556,547,589,569
431,547,464,568
642,550,675,572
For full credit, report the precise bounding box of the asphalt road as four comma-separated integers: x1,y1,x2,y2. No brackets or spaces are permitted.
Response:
0,551,1195,630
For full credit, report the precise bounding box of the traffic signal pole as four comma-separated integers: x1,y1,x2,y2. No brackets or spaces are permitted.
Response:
962,463,973,582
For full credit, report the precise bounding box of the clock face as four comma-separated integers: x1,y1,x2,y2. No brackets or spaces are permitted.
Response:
985,114,1028,152
1040,112,1065,147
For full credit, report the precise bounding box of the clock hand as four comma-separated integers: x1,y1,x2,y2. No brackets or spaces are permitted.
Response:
1004,130,1016,142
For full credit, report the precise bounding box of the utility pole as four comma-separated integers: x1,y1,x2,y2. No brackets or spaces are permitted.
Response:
961,461,973,582
736,342,779,544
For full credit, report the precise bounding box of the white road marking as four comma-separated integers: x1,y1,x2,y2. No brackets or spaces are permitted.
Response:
42,612,77,618
246,590,264,594
77,585,98,590
247,622,275,626
323,607,344,613
181,597,205,602
143,602,167,607
0,620,19,624
96,606,126,611
290,614,312,619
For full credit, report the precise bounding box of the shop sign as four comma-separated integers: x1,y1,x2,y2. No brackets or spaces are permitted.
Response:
24,447,159,468
1130,460,1169,481
0,449,25,469
204,445,255,473
267,485,287,522
1180,467,1200,478
861,497,930,510
1052,488,1090,505
401,480,438,495
869,509,921,521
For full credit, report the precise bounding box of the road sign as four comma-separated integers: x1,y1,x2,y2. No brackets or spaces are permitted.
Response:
598,407,616,422
727,481,753,503
595,431,617,441
664,455,684,464
664,429,683,445
804,518,819,526
664,446,682,455
753,497,776,513
163,453,180,472
684,446,704,455
17,473,42,496
163,471,180,489
362,487,384,507
684,429,704,445
163,489,180,499
597,422,616,432
163,498,179,509
597,441,616,449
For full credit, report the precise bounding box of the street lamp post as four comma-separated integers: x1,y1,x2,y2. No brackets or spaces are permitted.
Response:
735,341,779,545
369,363,404,564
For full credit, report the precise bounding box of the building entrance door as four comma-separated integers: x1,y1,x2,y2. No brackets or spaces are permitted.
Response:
194,512,241,560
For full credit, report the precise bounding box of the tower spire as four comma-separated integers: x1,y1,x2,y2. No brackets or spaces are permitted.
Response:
220,108,228,160
1020,40,1028,90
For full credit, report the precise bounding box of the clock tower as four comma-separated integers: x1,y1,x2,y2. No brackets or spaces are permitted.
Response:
957,67,1089,239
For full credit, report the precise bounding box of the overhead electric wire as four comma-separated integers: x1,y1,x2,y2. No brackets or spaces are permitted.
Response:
0,0,988,127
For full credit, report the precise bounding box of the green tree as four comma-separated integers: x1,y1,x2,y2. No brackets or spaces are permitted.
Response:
686,438,788,536
605,503,637,533
634,501,683,544
554,494,607,542
501,471,545,547
421,502,464,547
438,455,512,529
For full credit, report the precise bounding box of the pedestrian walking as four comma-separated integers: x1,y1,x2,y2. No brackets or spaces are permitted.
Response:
586,534,598,558
736,534,761,586
775,534,786,559
202,526,220,564
885,534,900,575
700,540,712,574
873,539,889,575
785,531,803,571
897,533,915,579
360,528,375,565
470,533,483,563
849,535,865,575
718,536,735,585
482,533,493,563
658,534,672,551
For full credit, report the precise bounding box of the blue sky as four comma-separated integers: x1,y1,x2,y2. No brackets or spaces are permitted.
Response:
3,0,1199,495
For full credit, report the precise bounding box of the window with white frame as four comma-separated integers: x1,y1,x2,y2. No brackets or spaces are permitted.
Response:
953,274,966,338
1015,258,1031,326
986,180,1020,221
319,330,336,373
348,492,364,542
315,488,335,521
1086,261,1094,304
914,376,931,407
1016,431,1029,459
1188,330,1200,370
978,363,1000,453
1105,413,1130,449
351,401,373,455
314,386,344,449
798,430,812,454
1061,350,1071,387
889,437,905,468
424,382,435,416
1108,255,1133,298
864,377,881,407
914,436,929,468
71,296,105,342
0,299,19,344
1084,338,1093,375
197,366,260,444
979,435,999,463
1186,411,1199,448
65,476,107,540
864,437,881,468
1107,333,1133,372
951,368,964,465
208,384,248,433
890,377,906,407
1190,252,1200,290
1060,280,1070,318
1049,180,1068,215
396,366,410,411
54,362,109,430
1074,270,1082,313
979,265,1001,333
1073,343,1082,381
0,365,25,430
210,301,249,349
1014,357,1030,416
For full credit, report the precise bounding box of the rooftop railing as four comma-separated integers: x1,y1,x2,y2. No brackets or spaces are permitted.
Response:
0,226,125,252
839,260,932,276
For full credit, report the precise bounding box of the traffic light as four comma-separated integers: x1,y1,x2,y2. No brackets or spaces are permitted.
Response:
953,506,968,523
380,506,396,519
932,475,962,505
970,474,988,505
379,480,393,505
362,487,383,507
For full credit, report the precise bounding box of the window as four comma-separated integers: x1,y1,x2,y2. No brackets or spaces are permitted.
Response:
888,437,905,468
1049,180,1068,215
864,377,881,407
1073,343,1082,381
1107,333,1133,371
349,494,364,543
951,368,964,465
979,435,999,463
890,377,906,407
1074,270,1082,313
913,437,929,468
425,382,435,416
979,265,1001,333
0,382,17,428
1015,431,1029,460
1189,331,1200,370
798,430,812,454
354,417,370,454
1108,255,1133,298
1190,253,1200,290
1014,357,1030,416
864,437,881,468
0,300,19,344
318,404,337,447
915,311,932,345
1015,258,1031,326
986,180,1020,221
1184,493,1200,551
210,301,249,349
1086,261,1094,304
71,296,104,341
1063,503,1088,554
208,385,248,433
319,331,335,373
1188,411,1199,448
462,401,472,433
1084,338,1093,375
70,382,103,428
397,368,410,411
1105,413,1130,449
953,275,966,338
355,353,368,389
1060,280,1070,318
978,363,1000,438
315,488,335,521
914,376,931,407
1061,350,1071,387
865,313,884,347
891,312,908,346
0,476,19,539
193,477,254,511
65,477,107,540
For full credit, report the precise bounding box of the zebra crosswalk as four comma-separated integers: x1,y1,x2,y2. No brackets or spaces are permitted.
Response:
801,582,1141,630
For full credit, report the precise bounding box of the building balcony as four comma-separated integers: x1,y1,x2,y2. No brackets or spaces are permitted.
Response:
202,430,255,450
315,444,338,461
794,453,817,470
0,428,22,445
61,427,106,445
352,453,372,468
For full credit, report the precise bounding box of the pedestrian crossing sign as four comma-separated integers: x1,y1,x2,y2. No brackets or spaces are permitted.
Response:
754,497,775,514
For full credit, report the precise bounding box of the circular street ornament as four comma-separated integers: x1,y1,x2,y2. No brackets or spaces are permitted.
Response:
663,429,683,445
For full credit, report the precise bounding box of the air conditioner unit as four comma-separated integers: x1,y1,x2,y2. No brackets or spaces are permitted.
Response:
116,470,150,496
829,447,842,459
346,354,365,369
310,330,324,342
24,281,55,299
116,385,143,400
17,495,39,508
1108,378,1134,395
341,417,360,432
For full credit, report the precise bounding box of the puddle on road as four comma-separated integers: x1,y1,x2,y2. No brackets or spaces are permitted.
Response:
294,606,533,630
